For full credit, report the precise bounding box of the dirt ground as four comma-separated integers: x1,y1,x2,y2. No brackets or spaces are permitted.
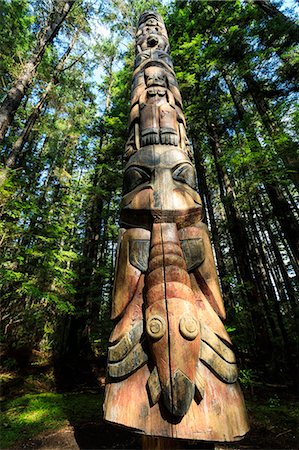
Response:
10,417,298,450
2,353,298,450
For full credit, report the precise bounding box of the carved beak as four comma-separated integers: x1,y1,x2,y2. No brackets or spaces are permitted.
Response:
152,168,200,211
163,370,195,417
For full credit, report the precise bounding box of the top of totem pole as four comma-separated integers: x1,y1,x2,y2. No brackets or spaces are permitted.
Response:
136,10,168,52
125,10,191,161
138,10,164,24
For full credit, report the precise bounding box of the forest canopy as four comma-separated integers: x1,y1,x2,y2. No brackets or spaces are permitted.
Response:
0,0,298,388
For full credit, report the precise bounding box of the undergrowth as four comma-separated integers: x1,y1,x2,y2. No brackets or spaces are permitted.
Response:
1,392,103,448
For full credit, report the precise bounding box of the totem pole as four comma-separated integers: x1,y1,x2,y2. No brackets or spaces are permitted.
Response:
104,11,249,444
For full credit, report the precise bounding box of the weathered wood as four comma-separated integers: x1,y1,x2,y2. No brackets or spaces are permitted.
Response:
104,10,249,442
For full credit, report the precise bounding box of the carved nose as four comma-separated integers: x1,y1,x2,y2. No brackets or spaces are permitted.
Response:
152,170,176,209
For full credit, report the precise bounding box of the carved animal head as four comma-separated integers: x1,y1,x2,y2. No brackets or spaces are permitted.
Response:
121,146,202,228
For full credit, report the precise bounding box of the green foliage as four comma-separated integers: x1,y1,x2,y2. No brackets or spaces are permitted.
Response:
239,369,255,388
0,0,298,385
0,0,34,95
1,392,103,448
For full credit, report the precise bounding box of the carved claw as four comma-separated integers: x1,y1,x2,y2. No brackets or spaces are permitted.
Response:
141,130,160,146
160,132,178,146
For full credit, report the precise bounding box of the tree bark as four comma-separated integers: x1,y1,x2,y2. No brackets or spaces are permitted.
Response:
223,71,299,263
6,27,81,170
5,86,51,169
266,185,299,264
0,0,75,142
207,121,272,357
191,134,230,301
244,72,299,190
247,201,289,340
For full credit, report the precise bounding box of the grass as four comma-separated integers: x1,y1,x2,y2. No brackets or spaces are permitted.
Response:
1,392,103,449
247,395,299,431
1,363,298,450
2,390,298,449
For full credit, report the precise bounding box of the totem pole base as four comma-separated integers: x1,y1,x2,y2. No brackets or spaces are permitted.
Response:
142,436,215,450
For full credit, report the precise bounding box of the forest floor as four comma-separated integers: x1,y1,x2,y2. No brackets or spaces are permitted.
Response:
1,352,298,450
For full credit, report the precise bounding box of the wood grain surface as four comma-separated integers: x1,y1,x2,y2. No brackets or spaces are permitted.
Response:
104,10,249,442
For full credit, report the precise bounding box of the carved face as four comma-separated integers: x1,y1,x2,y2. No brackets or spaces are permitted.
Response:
122,147,202,216
136,17,168,52
138,11,164,28
137,34,168,51
144,66,167,88
143,22,160,34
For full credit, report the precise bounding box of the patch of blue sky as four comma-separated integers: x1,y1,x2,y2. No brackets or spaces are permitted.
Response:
89,0,299,116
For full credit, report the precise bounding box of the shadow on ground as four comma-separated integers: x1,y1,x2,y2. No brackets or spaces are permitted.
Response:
71,420,141,449
54,359,216,449
3,355,297,450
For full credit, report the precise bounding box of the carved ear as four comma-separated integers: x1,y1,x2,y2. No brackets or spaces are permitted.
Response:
179,225,226,319
180,238,205,272
111,228,150,320
129,239,150,271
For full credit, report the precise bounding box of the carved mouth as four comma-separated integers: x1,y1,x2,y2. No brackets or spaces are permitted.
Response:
146,79,166,87
120,206,202,228
147,35,159,47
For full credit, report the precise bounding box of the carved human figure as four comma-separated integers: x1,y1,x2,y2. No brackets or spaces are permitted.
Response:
126,65,190,154
140,66,178,146
134,11,173,73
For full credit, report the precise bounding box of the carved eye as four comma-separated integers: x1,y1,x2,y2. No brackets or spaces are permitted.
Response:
123,166,151,194
172,163,196,189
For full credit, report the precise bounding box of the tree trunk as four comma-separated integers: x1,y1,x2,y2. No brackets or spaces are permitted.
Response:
250,0,299,41
243,71,299,189
6,85,51,169
255,193,298,309
266,185,299,265
247,202,288,339
223,71,299,263
191,134,230,301
54,138,106,389
207,121,272,358
0,0,75,142
7,27,81,169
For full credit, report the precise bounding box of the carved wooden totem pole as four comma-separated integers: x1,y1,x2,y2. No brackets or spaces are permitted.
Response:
104,11,249,444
